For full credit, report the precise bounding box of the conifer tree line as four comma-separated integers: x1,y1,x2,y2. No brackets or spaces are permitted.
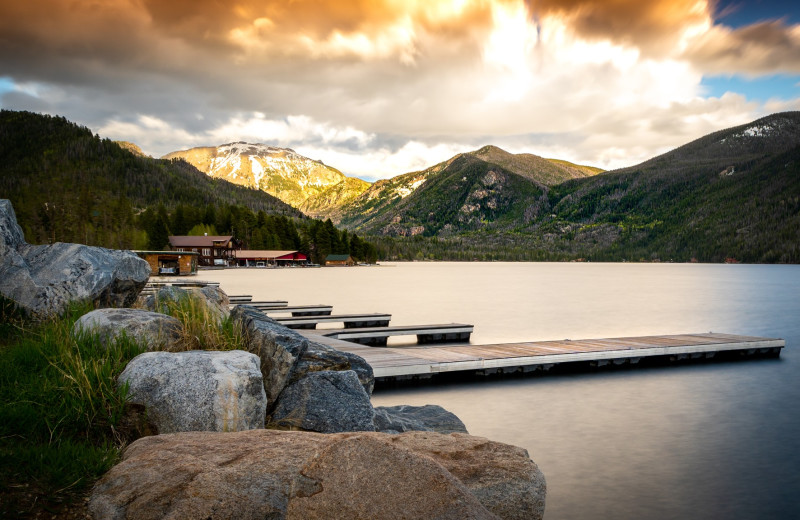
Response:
139,203,378,264
0,110,378,264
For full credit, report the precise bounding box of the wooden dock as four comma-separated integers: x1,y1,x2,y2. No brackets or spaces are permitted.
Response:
231,300,289,307
298,331,785,380
260,305,334,317
274,313,392,329
323,323,474,346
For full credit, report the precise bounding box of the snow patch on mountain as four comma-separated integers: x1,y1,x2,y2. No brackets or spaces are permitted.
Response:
395,178,427,198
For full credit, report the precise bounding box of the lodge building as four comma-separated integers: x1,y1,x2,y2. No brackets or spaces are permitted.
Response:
133,250,199,276
168,235,235,267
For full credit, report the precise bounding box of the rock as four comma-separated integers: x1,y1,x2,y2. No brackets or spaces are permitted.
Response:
0,199,25,256
73,308,184,350
292,341,375,396
138,285,229,324
232,306,374,406
390,432,547,520
90,429,546,520
0,200,150,319
373,404,469,434
119,350,266,433
193,285,230,322
287,434,495,520
268,370,375,433
231,305,309,404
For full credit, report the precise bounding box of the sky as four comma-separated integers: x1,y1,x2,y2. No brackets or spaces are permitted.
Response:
1,0,799,181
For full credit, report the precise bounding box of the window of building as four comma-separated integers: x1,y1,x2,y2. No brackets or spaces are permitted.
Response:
202,248,211,256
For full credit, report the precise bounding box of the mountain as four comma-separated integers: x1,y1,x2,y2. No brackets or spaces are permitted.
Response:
369,112,800,263
114,141,148,157
162,143,371,218
538,112,800,262
468,145,601,184
335,145,601,236
0,110,301,248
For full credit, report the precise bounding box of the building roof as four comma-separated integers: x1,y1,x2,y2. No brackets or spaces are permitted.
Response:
234,250,303,259
133,250,200,256
325,254,353,261
169,235,233,247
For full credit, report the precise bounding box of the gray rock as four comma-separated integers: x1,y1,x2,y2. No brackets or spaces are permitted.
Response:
90,430,544,520
0,199,25,256
232,306,374,407
73,308,184,350
138,285,230,324
292,342,375,396
0,200,150,319
193,285,230,322
119,350,266,433
231,305,309,405
268,370,375,433
373,404,469,434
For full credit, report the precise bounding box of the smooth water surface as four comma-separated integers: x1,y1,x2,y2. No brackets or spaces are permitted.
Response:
202,263,800,519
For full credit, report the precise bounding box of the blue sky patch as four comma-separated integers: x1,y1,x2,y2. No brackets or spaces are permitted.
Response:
0,77,16,96
714,0,800,27
701,74,800,101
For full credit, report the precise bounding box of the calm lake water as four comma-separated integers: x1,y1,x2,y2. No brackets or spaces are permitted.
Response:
202,262,800,520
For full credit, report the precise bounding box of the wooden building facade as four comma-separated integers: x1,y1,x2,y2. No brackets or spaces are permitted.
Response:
234,250,308,267
169,235,235,267
134,251,199,276
325,254,355,266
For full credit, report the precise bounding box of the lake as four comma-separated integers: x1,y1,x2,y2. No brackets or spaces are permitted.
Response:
201,262,800,520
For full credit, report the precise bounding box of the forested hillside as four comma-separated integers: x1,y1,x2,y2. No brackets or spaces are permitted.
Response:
336,145,596,235
366,113,800,263
0,111,377,263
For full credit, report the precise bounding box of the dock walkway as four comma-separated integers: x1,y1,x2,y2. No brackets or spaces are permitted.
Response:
323,323,474,346
298,331,784,379
274,313,392,329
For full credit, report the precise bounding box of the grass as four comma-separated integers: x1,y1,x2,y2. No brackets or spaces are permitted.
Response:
0,290,243,517
138,288,245,352
0,300,145,516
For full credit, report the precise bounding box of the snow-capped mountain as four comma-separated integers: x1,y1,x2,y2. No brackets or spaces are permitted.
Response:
162,143,370,217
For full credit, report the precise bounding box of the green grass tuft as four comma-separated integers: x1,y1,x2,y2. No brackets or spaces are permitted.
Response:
1,292,246,514
0,302,146,507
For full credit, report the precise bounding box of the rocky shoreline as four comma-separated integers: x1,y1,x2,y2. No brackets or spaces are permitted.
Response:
1,199,546,519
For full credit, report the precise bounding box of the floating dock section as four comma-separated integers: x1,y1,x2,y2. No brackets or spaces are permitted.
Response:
300,331,784,380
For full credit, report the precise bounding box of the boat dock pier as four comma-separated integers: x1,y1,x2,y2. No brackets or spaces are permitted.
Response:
300,331,784,381
221,294,785,382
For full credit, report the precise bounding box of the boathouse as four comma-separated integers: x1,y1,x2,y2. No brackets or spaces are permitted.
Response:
168,235,235,267
134,250,199,276
325,254,355,266
234,250,308,267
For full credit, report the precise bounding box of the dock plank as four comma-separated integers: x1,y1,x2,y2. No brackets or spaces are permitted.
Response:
295,332,785,379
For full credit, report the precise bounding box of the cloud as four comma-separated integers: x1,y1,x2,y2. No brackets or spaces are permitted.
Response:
683,20,800,74
1,0,798,182
527,0,712,55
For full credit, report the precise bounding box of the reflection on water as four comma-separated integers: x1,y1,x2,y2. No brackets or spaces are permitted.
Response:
202,263,800,520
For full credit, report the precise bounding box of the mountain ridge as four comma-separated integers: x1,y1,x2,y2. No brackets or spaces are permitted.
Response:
0,110,301,249
367,111,800,263
163,142,371,218
333,145,602,234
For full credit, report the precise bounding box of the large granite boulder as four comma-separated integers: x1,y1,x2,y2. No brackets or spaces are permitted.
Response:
0,200,150,319
268,370,375,433
73,308,184,350
119,350,266,433
373,404,469,434
231,306,374,405
138,285,230,324
391,431,547,520
0,199,25,256
89,429,546,520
